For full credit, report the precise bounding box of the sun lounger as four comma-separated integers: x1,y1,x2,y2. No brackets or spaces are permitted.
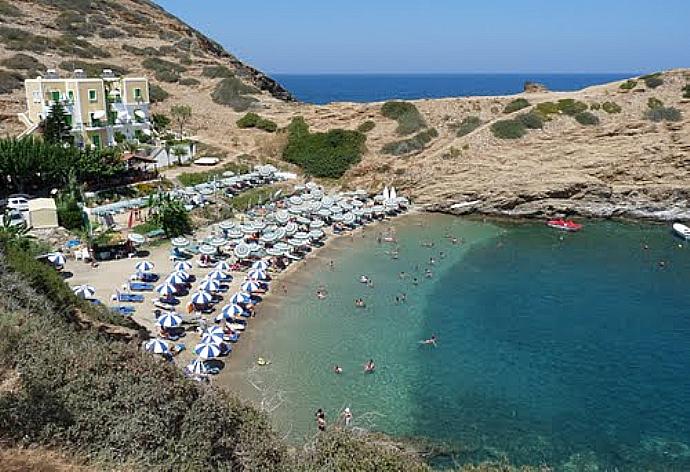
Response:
153,299,177,310
129,282,154,291
117,293,145,303
111,305,136,316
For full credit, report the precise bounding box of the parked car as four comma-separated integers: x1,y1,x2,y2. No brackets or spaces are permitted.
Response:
7,196,29,212
0,210,25,227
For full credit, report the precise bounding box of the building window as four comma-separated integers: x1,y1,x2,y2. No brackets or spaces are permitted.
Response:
91,134,101,149
90,113,101,127
65,115,72,127
88,89,97,102
32,91,41,103
134,88,142,100
51,91,61,102
67,90,74,102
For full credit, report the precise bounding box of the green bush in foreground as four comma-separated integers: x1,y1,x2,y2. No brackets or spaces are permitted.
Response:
357,120,376,133
516,111,544,129
683,84,690,99
236,112,277,132
619,79,638,90
0,0,22,16
589,102,601,110
503,98,530,114
454,116,482,137
491,119,526,139
202,64,234,79
211,77,259,111
0,69,23,94
283,116,366,177
645,106,682,122
557,98,588,116
381,101,427,135
574,111,600,126
535,101,559,116
647,97,664,109
382,128,438,155
602,101,622,114
149,84,169,103
641,73,663,89
178,77,200,87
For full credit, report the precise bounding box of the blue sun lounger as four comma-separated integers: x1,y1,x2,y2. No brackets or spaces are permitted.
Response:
117,293,145,303
129,282,154,291
111,305,136,316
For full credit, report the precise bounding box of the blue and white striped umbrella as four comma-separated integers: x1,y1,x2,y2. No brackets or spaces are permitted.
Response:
247,269,268,281
198,279,220,292
251,260,270,270
215,261,232,271
173,261,192,272
144,338,169,354
191,291,213,305
194,342,221,359
229,292,251,304
47,252,66,266
134,260,154,272
241,280,261,293
222,304,245,316
204,326,224,337
202,332,225,344
73,284,96,299
166,272,187,285
207,269,228,281
156,312,182,328
215,311,235,323
186,358,208,374
174,270,191,280
155,283,177,297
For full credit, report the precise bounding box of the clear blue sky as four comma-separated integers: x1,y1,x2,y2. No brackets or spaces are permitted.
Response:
156,0,689,74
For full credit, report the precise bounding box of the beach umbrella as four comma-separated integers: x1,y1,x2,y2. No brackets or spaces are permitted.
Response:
284,222,298,235
127,233,146,245
194,342,221,359
155,283,177,297
47,252,66,266
199,244,216,255
207,269,229,281
309,220,325,229
309,229,325,240
134,260,154,272
222,304,245,317
273,227,287,240
186,358,208,374
227,229,243,239
210,237,226,247
274,242,290,252
204,325,224,336
288,195,303,206
171,237,189,247
144,339,169,354
260,232,279,244
229,292,251,304
317,208,332,218
156,312,182,328
166,272,187,285
266,247,284,257
199,279,220,292
215,260,232,271
305,182,318,191
247,269,268,280
253,221,267,232
218,220,235,230
73,284,95,299
202,331,225,344
296,216,311,225
215,311,236,323
191,291,213,305
241,280,261,292
234,244,250,259
173,260,193,272
342,213,356,225
240,225,255,235
288,238,305,247
275,210,289,224
252,260,270,270
322,196,334,206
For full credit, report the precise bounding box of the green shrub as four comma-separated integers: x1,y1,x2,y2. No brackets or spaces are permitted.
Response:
1,53,43,73
0,0,22,16
574,111,600,126
0,69,24,94
211,77,259,111
382,128,438,155
589,102,600,110
177,162,251,187
490,119,526,139
155,69,179,83
503,98,530,114
55,34,108,59
178,77,200,87
357,120,376,133
602,101,622,114
645,106,682,122
56,11,93,36
535,101,559,116
516,111,544,129
647,97,664,109
557,99,588,116
58,60,128,77
454,116,482,137
283,117,365,178
683,84,690,99
619,79,638,90
142,57,186,74
179,56,193,66
236,113,277,132
381,101,426,135
122,44,159,56
98,27,123,39
149,84,169,103
202,65,234,79
641,73,663,89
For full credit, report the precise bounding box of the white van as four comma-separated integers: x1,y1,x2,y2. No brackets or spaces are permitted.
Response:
7,196,29,212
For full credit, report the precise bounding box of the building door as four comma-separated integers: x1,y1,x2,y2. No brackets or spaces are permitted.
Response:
51,91,61,102
91,134,101,149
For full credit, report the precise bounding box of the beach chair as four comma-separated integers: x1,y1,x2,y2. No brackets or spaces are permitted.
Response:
118,293,145,303
111,306,136,316
129,282,154,291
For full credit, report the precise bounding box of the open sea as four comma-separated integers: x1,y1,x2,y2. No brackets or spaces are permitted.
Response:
233,214,690,470
272,73,633,104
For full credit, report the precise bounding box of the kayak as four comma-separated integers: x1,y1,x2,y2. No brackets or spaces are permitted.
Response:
546,218,583,232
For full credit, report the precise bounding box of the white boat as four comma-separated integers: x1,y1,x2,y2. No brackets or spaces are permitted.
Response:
382,186,390,201
673,223,690,239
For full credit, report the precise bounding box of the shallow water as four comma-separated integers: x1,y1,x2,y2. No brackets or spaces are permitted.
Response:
233,214,690,470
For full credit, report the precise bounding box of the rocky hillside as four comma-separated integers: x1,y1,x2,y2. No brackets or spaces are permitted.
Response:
0,0,292,137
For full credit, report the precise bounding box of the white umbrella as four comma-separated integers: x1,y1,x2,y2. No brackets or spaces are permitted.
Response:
171,237,189,247
204,326,224,336
199,245,216,255
240,225,256,235
199,279,220,292
134,260,154,272
155,283,177,297
275,210,289,224
207,269,229,281
227,229,243,239
234,244,250,259
73,285,95,299
173,261,193,272
156,312,182,328
260,232,279,244
288,195,303,206
252,260,270,270
202,332,225,345
309,229,324,240
285,222,298,235
229,292,251,304
241,280,261,292
166,272,187,285
218,220,235,230
215,311,236,323
309,220,325,229
128,233,146,245
342,213,356,225
247,269,268,280
47,252,66,266
191,291,213,305
194,342,221,359
266,247,284,256
186,358,208,374
222,304,245,316
144,339,169,354
274,242,290,252
210,237,226,247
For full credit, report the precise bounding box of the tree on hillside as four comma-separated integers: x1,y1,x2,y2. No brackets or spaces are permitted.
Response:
170,105,192,137
43,103,73,145
148,193,192,238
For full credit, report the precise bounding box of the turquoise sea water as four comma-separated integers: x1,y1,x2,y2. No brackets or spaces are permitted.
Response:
235,214,690,470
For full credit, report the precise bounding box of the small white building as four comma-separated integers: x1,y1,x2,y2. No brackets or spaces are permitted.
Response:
27,198,58,229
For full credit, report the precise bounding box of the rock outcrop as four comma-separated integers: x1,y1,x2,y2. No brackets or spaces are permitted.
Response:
523,81,548,93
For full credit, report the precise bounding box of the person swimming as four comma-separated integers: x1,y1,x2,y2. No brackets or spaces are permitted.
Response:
364,359,375,373
359,275,369,284
355,298,366,308
334,365,343,374
425,268,433,278
421,335,437,347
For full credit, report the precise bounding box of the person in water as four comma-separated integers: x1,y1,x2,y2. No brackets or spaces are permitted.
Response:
412,278,419,286
425,268,433,278
364,359,375,373
315,409,326,431
421,335,437,346
334,364,343,374
341,407,353,427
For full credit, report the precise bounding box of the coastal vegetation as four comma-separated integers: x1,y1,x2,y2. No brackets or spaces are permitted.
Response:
382,128,438,155
381,101,427,135
0,0,22,16
147,194,192,237
0,26,108,58
283,116,366,178
149,83,170,103
602,101,622,113
0,68,23,94
647,97,664,109
644,105,682,122
503,98,530,114
574,111,600,126
453,116,482,137
202,64,234,79
1,53,43,77
211,77,260,111
683,84,690,99
358,120,376,133
142,57,186,83
179,77,200,87
170,104,193,136
619,79,638,90
237,112,278,132
490,119,527,139
177,162,251,187
641,72,663,89
556,98,588,116
516,111,544,129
